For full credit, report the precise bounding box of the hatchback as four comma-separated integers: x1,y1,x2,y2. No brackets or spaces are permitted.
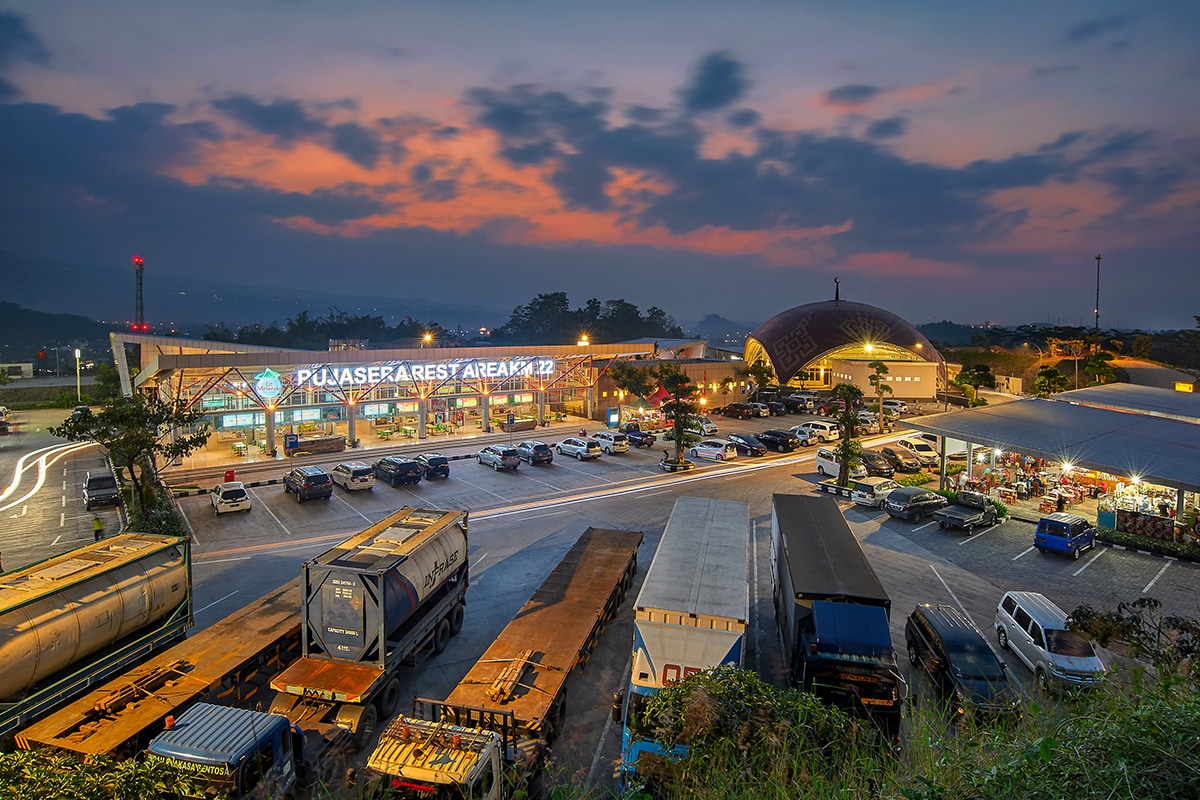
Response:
1033,513,1096,559
331,461,376,491
373,456,424,486
210,481,252,514
416,452,451,479
689,439,737,461
726,433,767,457
556,437,602,460
884,486,947,521
516,440,554,465
478,445,521,470
851,477,901,508
283,466,334,502
747,402,771,418
757,429,801,452
593,431,630,454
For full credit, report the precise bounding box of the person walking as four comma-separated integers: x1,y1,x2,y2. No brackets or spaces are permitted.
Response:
92,515,105,542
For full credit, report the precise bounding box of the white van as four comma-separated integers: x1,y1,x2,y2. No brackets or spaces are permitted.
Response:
799,420,840,443
851,477,901,508
816,447,867,480
995,591,1106,692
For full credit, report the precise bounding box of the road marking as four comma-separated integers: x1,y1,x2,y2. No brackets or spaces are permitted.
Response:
334,493,373,523
929,563,979,629
52,534,62,545
914,521,938,532
751,518,761,676
250,487,292,535
62,481,66,491
59,512,64,527
639,490,671,498
523,509,571,521
589,656,632,789
61,495,65,507
957,523,1000,545
1012,546,1034,560
195,590,240,614
470,552,488,571
1142,561,1172,594
1072,548,1107,576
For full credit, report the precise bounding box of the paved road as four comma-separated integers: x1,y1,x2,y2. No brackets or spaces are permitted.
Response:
1112,357,1197,389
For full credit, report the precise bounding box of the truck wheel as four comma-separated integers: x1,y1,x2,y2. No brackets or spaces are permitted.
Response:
907,640,919,666
433,618,451,654
354,705,378,750
378,678,402,715
448,602,465,636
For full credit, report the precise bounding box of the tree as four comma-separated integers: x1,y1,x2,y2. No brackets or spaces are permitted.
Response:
658,363,700,465
740,358,776,396
90,361,123,403
829,383,865,486
1033,365,1069,397
866,360,893,427
50,394,212,520
1085,351,1116,385
606,360,658,401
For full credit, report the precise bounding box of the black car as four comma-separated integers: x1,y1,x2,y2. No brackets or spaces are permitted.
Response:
766,401,789,416
373,456,424,486
719,403,754,420
880,446,923,473
884,486,948,521
861,449,896,477
756,429,801,453
416,452,451,479
726,433,768,457
905,603,1021,720
283,465,334,502
515,440,554,465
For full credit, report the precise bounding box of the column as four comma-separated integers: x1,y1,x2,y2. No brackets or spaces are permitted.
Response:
347,402,358,448
265,408,276,457
584,384,594,422
417,397,428,440
481,394,492,433
537,390,546,426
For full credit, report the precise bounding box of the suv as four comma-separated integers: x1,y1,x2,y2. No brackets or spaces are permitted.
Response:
283,465,334,502
516,440,554,465
757,429,801,453
880,445,922,473
798,420,839,443
884,486,948,521
331,461,376,491
882,399,908,414
816,447,867,480
1033,513,1096,559
416,452,451,479
477,445,520,470
593,431,630,454
83,470,122,510
995,591,1106,692
210,481,252,514
556,437,602,460
719,403,754,420
372,456,424,487
897,437,938,467
905,603,1021,720
71,405,91,421
860,449,895,477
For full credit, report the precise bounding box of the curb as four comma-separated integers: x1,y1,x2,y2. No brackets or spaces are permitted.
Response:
172,477,282,497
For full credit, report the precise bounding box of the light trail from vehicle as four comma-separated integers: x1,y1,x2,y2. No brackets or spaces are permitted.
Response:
0,442,95,512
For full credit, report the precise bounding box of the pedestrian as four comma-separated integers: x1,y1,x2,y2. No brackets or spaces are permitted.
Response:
1055,493,1066,513
92,515,105,542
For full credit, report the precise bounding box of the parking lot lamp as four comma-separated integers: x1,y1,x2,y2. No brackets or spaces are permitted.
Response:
74,349,81,402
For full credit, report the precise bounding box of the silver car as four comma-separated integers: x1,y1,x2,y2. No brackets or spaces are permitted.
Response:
556,437,602,460
477,445,520,470
995,591,1106,692
592,431,629,454
331,461,376,491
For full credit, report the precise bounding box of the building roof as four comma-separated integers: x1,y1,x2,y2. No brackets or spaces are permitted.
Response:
1052,383,1200,424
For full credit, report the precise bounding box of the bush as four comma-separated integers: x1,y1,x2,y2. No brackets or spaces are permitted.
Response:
897,473,934,486
126,483,189,539
1097,526,1200,563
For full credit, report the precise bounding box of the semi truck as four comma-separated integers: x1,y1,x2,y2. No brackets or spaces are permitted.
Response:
771,493,904,743
359,526,643,798
0,533,191,744
615,496,750,793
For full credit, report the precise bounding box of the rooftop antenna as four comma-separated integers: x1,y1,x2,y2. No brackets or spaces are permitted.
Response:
834,276,841,302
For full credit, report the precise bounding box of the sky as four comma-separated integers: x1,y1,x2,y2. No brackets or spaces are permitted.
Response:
1,1,1198,333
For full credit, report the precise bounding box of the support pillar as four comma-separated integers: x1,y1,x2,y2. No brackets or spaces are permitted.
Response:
537,390,546,426
481,395,492,433
266,409,276,457
584,385,594,422
418,398,428,439
347,403,358,448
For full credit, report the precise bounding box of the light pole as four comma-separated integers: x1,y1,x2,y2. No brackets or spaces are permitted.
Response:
74,348,82,403
422,332,432,349
1094,254,1101,334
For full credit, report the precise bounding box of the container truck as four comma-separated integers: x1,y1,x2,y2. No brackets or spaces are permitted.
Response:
267,506,470,749
358,526,643,798
614,496,749,794
771,493,904,743
0,533,191,744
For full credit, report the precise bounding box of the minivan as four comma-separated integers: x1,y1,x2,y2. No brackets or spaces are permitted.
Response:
593,431,630,454
1033,513,1096,559
995,591,1106,692
851,477,901,508
816,447,867,480
799,420,840,443
331,461,376,491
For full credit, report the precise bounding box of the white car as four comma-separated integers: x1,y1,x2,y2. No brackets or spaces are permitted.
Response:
882,399,908,414
331,461,376,491
787,426,816,447
557,437,602,460
210,481,251,514
798,420,840,443
748,402,771,418
897,437,939,466
689,439,738,461
592,431,630,454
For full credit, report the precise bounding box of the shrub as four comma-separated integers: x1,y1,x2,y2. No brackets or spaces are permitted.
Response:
897,473,934,487
1097,526,1200,563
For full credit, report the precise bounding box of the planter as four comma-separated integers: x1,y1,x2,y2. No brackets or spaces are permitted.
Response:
817,479,853,498
659,458,695,473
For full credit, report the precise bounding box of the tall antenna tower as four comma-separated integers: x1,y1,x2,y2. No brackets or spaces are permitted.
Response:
132,255,146,331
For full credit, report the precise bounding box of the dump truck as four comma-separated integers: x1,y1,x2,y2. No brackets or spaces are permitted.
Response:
933,489,998,533
0,533,191,744
358,526,643,798
615,496,749,793
771,493,904,743
267,507,470,750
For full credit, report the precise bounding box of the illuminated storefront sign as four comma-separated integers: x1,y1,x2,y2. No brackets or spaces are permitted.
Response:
295,359,557,387
254,367,284,400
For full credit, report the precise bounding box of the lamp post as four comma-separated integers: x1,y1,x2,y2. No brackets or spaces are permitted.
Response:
422,332,433,349
74,349,82,403
1094,254,1101,334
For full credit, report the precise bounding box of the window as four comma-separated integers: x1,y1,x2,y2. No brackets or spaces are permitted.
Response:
1014,608,1032,630
1001,596,1017,616
1028,621,1045,648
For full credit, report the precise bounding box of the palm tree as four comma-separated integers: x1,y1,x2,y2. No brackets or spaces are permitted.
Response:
867,360,894,429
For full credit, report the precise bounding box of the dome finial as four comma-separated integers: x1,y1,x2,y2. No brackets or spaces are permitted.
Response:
834,276,840,302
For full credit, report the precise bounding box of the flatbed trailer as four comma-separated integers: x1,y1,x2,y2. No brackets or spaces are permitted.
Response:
16,580,302,759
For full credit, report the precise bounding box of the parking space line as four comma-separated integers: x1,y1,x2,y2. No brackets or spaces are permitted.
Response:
957,521,1003,545
471,552,488,571
1072,548,1107,576
198,556,252,566
249,487,292,535
914,521,938,532
1012,546,1034,561
523,510,571,521
1142,561,1172,594
52,534,62,545
929,563,978,629
334,493,373,523
196,590,240,615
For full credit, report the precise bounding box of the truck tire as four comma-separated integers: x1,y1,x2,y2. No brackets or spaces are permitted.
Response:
354,705,378,750
938,520,948,529
378,678,402,715
448,602,465,635
433,618,451,654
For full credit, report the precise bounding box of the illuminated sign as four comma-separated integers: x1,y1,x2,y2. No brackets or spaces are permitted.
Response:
254,367,283,400
294,359,556,387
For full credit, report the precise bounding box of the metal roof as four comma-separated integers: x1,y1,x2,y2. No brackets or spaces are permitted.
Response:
1052,384,1200,423
904,393,1200,493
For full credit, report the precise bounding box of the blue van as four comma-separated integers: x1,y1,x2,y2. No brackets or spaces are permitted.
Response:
1034,513,1096,559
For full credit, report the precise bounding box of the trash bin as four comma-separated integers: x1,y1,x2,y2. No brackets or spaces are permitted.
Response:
224,469,236,483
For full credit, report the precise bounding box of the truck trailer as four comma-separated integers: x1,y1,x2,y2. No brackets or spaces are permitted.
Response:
771,493,903,742
616,496,749,792
0,533,191,744
359,526,643,799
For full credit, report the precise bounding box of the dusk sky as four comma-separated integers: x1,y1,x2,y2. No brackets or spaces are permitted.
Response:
1,1,1198,332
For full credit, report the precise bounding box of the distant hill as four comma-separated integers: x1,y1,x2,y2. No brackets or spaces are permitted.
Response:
0,303,114,361
686,314,760,349
916,320,976,346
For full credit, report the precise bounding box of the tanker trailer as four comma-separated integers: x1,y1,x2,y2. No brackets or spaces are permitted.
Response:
0,533,191,741
268,506,469,749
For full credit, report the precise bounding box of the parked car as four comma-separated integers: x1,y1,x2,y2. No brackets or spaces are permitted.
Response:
726,433,768,457
71,405,91,421
782,395,812,413
766,400,789,416
719,403,755,420
210,481,252,514
786,425,817,447
83,470,122,510
689,439,737,461
373,456,424,486
593,431,630,454
905,603,1021,720
933,489,997,533
618,423,657,448
818,399,850,416
556,437,602,460
283,465,334,502
0,419,9,435
415,452,451,479
851,477,901,508
477,445,521,470
896,437,939,467
747,402,772,418
0,405,8,420
1033,512,1096,559
816,447,867,480
515,440,554,465
879,445,922,473
884,486,948,521
995,591,1107,693
798,420,840,443
860,449,896,477
854,413,880,435
694,416,719,435
757,429,801,452
882,399,909,414
331,461,376,491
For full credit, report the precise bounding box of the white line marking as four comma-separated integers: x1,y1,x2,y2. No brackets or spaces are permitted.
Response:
914,521,938,532
195,590,240,614
638,490,671,498
60,512,65,527
751,518,760,676
1072,548,1107,576
929,563,978,629
1012,546,1034,561
61,495,66,507
470,552,488,572
1142,561,1171,594
251,487,291,534
334,493,373,523
52,534,62,545
522,510,571,521
62,481,66,491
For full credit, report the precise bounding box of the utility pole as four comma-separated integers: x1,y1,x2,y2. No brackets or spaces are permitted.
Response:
1094,254,1101,334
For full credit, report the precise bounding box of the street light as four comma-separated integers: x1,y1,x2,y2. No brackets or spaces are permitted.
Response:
422,332,433,348
1024,342,1044,360
74,349,81,403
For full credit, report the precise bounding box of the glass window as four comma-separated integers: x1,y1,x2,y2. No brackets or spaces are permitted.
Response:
1046,629,1096,657
1014,608,1032,629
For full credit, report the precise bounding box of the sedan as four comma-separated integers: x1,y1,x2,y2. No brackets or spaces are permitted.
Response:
880,446,922,473
757,429,801,452
689,439,738,461
727,433,768,457
860,449,896,477
477,445,520,470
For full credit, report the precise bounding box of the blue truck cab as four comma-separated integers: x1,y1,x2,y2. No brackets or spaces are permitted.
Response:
146,703,306,799
1034,512,1096,559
